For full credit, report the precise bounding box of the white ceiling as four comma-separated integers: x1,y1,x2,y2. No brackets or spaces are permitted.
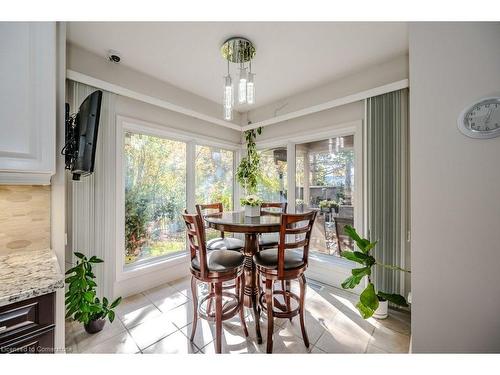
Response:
67,22,408,111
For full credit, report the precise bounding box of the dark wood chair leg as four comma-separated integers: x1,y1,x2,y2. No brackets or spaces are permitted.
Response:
207,282,214,318
190,276,198,342
252,273,262,344
238,274,248,337
215,282,223,354
285,280,292,322
298,275,309,348
265,278,274,353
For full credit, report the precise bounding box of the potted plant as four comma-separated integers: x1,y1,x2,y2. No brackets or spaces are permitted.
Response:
319,199,339,214
65,252,122,333
296,198,305,212
340,225,410,319
236,127,262,195
240,194,263,217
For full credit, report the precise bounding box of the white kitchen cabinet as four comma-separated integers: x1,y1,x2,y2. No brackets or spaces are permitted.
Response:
0,22,56,184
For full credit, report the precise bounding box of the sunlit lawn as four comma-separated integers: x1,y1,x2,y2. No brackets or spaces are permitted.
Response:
125,239,186,265
124,230,235,265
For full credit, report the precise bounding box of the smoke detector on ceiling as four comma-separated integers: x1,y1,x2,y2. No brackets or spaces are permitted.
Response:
107,50,121,64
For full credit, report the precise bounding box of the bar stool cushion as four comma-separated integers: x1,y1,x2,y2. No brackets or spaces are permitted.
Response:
253,249,305,270
192,250,245,273
207,237,244,251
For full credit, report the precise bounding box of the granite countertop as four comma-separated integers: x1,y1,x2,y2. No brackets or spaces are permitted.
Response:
0,248,64,307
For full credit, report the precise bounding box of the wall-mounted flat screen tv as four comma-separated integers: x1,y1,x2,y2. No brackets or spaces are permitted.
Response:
63,90,102,181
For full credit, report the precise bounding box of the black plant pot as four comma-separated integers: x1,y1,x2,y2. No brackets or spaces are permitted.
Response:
84,318,106,334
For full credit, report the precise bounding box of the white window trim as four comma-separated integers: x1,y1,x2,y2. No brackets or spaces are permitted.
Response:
256,120,364,275
115,115,239,281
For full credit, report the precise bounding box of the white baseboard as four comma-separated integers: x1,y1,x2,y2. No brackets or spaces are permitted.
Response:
114,258,190,298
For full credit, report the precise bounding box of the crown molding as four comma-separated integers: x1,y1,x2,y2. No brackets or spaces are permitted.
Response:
242,79,409,131
66,69,243,131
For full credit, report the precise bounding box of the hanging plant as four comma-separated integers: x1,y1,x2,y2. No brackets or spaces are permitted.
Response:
236,127,262,194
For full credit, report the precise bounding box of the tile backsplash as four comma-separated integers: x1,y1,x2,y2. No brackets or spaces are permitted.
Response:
0,185,50,255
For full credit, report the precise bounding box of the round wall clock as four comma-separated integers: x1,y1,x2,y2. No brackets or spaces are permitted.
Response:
458,97,500,139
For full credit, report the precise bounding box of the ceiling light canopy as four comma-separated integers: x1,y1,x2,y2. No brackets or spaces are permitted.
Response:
221,37,256,120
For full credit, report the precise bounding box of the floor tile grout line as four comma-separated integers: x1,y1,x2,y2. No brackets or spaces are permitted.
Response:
70,319,130,353
177,324,205,352
138,326,190,353
70,277,410,354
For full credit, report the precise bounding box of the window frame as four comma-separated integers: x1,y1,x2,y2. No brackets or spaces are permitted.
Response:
115,115,239,281
256,145,289,204
255,120,364,281
195,144,235,211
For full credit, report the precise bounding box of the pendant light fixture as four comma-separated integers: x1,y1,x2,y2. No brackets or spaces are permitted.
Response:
223,60,233,120
221,37,256,120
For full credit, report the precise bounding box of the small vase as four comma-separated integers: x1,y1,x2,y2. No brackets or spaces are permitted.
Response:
373,299,389,320
84,318,106,334
244,205,260,217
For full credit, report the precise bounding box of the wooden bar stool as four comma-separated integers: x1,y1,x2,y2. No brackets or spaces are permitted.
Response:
253,211,317,353
196,203,244,251
258,202,289,317
196,203,243,312
182,210,248,354
258,202,288,250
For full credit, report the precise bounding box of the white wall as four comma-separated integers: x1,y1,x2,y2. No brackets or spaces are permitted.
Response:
247,54,408,126
66,43,242,128
255,101,364,142
410,22,500,353
115,95,241,144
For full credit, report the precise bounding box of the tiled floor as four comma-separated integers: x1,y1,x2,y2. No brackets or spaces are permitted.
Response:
66,276,411,354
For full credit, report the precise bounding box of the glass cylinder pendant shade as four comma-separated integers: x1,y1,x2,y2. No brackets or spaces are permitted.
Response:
238,67,247,104
223,75,233,121
247,72,255,105
223,75,233,109
223,106,232,121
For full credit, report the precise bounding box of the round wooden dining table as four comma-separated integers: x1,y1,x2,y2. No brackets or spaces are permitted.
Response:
204,210,281,344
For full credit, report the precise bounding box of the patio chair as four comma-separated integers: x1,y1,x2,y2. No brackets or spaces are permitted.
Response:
334,216,354,254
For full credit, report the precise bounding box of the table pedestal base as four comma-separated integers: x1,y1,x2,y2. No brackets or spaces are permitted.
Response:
242,233,262,344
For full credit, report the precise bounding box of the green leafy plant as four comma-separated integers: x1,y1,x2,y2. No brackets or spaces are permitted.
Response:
65,252,122,325
236,127,262,194
125,188,151,256
319,199,339,210
240,194,263,207
340,226,410,319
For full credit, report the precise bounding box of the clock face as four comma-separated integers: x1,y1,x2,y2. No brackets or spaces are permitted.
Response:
458,97,500,139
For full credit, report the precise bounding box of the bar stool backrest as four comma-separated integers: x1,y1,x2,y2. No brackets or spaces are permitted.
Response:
182,210,209,277
260,202,287,214
277,211,317,278
196,202,225,238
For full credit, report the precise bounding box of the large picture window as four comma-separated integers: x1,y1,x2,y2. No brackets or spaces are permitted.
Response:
124,131,186,266
195,145,234,210
296,135,355,257
257,147,287,203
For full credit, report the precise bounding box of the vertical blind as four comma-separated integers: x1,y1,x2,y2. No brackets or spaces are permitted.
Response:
66,80,116,300
366,89,410,298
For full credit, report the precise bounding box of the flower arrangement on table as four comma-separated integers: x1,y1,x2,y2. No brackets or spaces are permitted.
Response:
240,194,263,217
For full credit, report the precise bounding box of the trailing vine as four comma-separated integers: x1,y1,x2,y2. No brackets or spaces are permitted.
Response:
236,127,262,194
